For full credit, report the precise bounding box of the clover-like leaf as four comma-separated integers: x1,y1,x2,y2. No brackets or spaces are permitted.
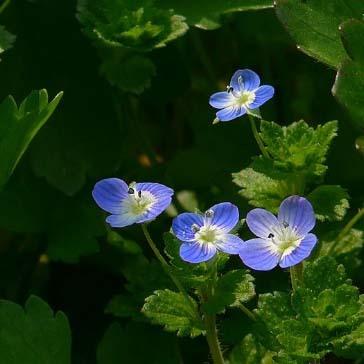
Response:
142,289,204,337
0,295,71,364
275,0,364,68
77,0,188,51
203,270,255,314
0,90,63,190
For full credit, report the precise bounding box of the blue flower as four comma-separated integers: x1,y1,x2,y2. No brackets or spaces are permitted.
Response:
239,196,317,271
172,203,244,263
209,69,274,122
92,178,174,227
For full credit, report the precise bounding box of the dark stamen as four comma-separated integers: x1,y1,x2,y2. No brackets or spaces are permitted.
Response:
227,86,234,93
268,233,274,239
138,190,142,198
205,209,214,218
283,221,289,228
128,188,135,194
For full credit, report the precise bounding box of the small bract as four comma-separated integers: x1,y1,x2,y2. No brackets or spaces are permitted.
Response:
172,202,244,263
92,178,174,227
209,69,274,122
240,195,317,271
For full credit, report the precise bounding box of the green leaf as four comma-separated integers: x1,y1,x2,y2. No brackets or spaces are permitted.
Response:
77,0,188,51
203,270,255,314
142,289,204,337
332,19,364,128
156,0,273,30
229,334,275,364
308,185,349,221
100,53,156,94
275,0,364,68
97,322,180,364
176,190,199,212
0,295,71,364
0,25,15,55
0,90,63,189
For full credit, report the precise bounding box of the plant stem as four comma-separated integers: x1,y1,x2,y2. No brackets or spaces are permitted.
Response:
290,263,303,292
238,303,257,321
202,261,225,364
248,115,270,159
0,0,11,14
141,224,198,315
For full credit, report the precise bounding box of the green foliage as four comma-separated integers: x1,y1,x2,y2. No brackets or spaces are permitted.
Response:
0,90,63,190
97,322,180,364
254,257,364,362
275,0,364,68
0,25,15,55
308,185,349,221
333,19,364,128
77,0,188,51
142,289,205,337
203,270,255,314
0,295,71,364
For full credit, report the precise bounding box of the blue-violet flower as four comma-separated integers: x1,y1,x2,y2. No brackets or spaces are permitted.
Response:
209,69,274,122
93,178,174,227
172,202,244,263
239,196,317,271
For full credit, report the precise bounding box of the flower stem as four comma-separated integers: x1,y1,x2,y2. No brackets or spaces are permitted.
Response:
202,261,225,364
248,115,270,159
141,224,198,315
290,263,303,292
238,303,257,321
0,0,11,14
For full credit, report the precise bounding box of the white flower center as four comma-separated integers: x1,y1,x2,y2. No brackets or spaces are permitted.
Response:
123,189,156,216
228,87,255,107
269,222,302,256
194,225,222,245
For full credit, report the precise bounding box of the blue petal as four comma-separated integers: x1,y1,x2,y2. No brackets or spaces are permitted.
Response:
278,196,316,237
172,213,204,242
216,105,246,122
230,69,260,92
246,208,279,239
209,202,239,233
279,233,317,268
215,234,244,254
135,182,174,223
106,213,137,228
239,238,280,271
209,92,235,109
92,178,128,214
180,242,217,263
248,85,275,109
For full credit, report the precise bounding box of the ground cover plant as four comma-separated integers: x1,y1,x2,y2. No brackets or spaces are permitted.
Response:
0,0,363,363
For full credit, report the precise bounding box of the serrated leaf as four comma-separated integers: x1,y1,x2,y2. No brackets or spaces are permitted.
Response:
0,25,15,55
0,295,71,364
142,289,204,337
77,0,188,51
203,270,255,314
156,0,273,30
308,185,349,221
100,53,156,94
275,0,364,68
0,90,63,189
332,19,364,128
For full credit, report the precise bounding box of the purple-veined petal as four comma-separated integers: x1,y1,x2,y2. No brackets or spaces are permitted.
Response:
248,85,275,109
180,241,217,263
172,213,204,242
230,69,260,92
92,178,129,214
239,238,280,271
106,213,138,228
278,196,316,237
216,105,246,122
208,202,239,233
279,233,317,268
209,92,235,109
246,208,279,239
215,234,244,254
136,182,174,198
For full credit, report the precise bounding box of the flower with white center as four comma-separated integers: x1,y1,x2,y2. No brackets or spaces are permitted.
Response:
209,69,274,122
92,178,174,227
172,202,244,263
239,196,317,271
